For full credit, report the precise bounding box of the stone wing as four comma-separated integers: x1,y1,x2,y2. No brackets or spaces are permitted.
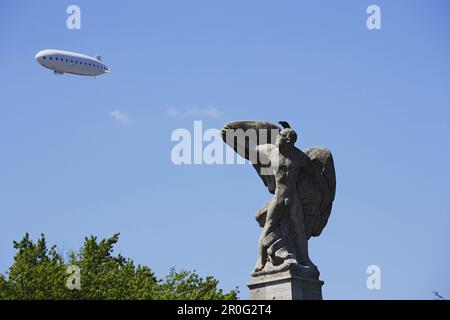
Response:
299,147,336,239
221,120,281,194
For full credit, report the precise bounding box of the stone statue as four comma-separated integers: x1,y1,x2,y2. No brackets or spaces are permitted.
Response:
221,121,336,282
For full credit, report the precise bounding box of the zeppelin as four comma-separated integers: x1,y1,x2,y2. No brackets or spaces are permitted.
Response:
35,49,110,76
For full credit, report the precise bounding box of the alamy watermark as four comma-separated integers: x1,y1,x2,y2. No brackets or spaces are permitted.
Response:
66,265,81,290
66,5,81,30
170,121,278,175
366,5,381,30
366,265,381,290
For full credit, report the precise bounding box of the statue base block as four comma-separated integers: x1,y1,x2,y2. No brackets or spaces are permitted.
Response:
247,264,324,300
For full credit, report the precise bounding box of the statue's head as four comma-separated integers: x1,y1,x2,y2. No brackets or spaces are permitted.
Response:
276,128,297,148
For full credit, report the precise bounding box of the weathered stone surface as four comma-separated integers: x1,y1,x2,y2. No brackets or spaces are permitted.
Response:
248,264,323,300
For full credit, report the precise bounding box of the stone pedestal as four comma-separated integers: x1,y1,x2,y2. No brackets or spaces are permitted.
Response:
247,264,324,300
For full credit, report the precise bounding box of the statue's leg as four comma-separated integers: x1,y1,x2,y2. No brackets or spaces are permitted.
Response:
254,200,283,271
255,232,268,271
289,199,316,268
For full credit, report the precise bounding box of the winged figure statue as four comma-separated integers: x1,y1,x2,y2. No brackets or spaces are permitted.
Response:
221,120,336,276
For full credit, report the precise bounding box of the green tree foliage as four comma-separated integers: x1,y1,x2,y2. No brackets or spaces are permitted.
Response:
0,233,238,300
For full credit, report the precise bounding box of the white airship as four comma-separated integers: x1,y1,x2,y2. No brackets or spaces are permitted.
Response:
35,49,110,76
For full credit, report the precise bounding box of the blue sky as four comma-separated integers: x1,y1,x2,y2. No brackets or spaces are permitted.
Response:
0,0,449,299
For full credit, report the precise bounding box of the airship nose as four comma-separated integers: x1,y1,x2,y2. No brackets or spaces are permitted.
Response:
35,51,45,62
